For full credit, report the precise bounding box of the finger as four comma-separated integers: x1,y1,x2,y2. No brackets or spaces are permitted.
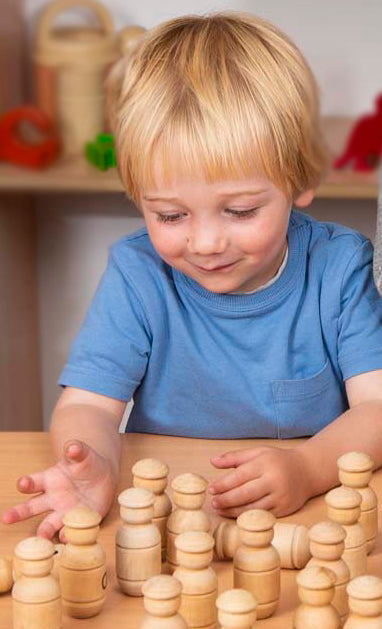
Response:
2,494,50,524
211,478,268,510
17,472,46,494
59,527,68,543
216,494,275,519
63,439,90,464
210,448,261,469
37,511,64,540
209,459,262,495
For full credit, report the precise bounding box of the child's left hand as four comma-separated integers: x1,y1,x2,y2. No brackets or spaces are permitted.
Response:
208,445,312,518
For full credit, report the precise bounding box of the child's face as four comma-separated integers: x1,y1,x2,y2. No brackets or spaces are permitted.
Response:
139,167,313,294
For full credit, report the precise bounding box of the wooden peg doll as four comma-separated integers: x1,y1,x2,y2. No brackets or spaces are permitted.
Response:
216,588,258,629
167,473,210,572
59,507,107,618
233,509,280,619
325,486,367,579
12,536,62,629
293,566,341,629
337,451,378,554
173,531,217,628
141,575,187,629
344,575,382,629
116,487,161,596
132,458,172,561
214,520,311,569
307,520,350,623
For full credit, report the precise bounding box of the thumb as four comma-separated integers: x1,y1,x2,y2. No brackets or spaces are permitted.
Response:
63,439,90,463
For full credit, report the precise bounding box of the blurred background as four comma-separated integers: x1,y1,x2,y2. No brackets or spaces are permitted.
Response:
1,0,382,431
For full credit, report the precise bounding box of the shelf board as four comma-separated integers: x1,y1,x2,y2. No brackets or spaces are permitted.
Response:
0,117,378,198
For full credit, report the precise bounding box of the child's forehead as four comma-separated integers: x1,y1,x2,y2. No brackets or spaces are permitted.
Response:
143,159,273,198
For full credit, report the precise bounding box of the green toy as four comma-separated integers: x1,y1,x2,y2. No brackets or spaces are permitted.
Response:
85,133,116,171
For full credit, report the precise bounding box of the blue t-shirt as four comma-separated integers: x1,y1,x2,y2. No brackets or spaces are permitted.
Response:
59,211,382,439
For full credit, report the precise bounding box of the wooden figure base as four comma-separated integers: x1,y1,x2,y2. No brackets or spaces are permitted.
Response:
234,568,279,619
12,599,62,629
294,604,341,629
63,598,105,619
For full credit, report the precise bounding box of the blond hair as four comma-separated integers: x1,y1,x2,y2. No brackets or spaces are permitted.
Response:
107,12,328,204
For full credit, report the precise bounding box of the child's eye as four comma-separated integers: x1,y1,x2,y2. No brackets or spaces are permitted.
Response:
226,207,259,219
156,213,186,223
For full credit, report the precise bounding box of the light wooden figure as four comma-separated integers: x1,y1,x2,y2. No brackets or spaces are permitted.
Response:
52,544,65,582
132,458,172,562
214,520,311,569
0,556,13,592
293,566,341,629
59,507,107,618
12,536,62,629
167,473,210,572
233,509,280,620
116,487,161,596
344,575,382,629
326,486,367,579
338,452,378,554
141,575,187,629
173,531,217,629
216,589,258,629
307,520,350,623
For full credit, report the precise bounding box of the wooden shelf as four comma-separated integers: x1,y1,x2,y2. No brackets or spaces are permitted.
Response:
0,117,378,198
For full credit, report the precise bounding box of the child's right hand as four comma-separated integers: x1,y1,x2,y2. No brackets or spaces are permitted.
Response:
2,440,117,541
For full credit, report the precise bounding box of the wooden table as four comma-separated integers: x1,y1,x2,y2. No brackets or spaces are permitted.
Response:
0,433,381,627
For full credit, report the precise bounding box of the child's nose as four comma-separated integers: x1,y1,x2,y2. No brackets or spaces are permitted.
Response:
187,222,226,255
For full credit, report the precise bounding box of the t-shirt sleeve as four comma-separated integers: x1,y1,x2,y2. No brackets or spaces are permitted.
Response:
338,238,382,380
58,247,151,400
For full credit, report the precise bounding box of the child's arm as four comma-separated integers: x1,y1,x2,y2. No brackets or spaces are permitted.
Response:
209,370,382,518
2,387,126,540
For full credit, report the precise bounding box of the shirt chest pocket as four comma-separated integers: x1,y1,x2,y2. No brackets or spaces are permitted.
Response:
271,359,347,438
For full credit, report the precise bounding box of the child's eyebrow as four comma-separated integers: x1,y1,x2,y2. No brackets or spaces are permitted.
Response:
143,189,268,202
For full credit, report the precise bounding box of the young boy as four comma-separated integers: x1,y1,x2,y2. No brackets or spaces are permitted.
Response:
4,12,382,540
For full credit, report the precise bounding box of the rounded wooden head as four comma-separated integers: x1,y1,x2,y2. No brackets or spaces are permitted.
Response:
213,521,239,560
217,588,257,628
63,507,101,544
237,509,275,547
347,575,382,617
142,575,182,617
118,487,155,523
175,531,215,569
309,521,346,560
291,524,311,569
325,486,361,524
132,458,169,480
337,452,373,487
132,458,169,494
297,566,336,606
171,473,208,509
14,537,55,578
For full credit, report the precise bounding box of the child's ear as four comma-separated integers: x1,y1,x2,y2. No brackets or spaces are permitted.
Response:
294,188,314,208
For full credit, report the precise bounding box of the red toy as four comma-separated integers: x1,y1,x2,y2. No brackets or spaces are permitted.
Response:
334,93,382,172
0,105,60,169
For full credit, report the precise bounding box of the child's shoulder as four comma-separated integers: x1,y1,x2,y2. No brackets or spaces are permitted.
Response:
107,227,172,288
291,210,372,265
109,227,159,267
